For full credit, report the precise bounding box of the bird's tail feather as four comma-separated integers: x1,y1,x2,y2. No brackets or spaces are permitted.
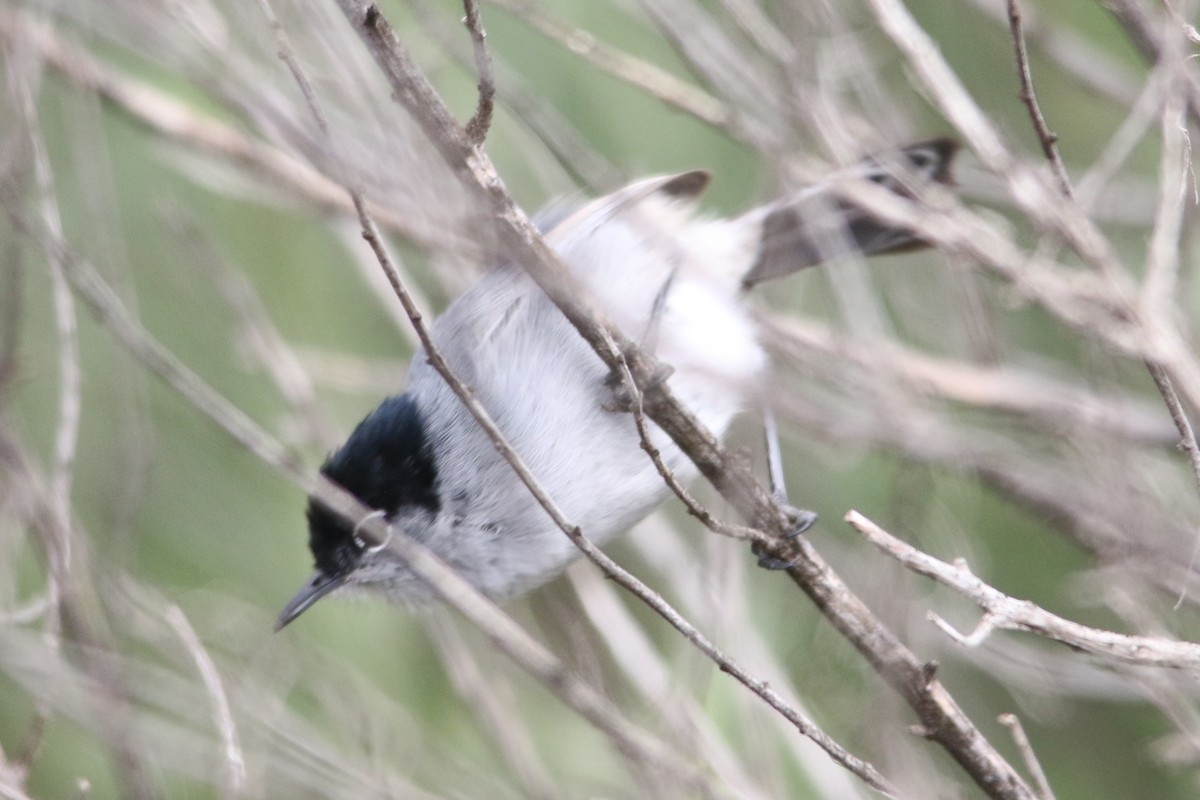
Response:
741,138,958,288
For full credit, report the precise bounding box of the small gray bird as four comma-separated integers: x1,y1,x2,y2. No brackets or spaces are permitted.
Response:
278,139,957,628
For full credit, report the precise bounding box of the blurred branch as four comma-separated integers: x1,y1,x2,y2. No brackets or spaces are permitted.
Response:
168,213,342,450
0,10,464,255
763,315,1177,447
0,747,34,800
848,512,1200,671
997,714,1056,800
484,0,742,134
1103,0,1200,127
424,616,558,800
5,33,77,786
631,0,778,144
163,604,246,798
406,0,620,188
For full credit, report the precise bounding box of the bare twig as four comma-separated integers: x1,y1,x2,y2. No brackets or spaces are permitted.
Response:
613,351,765,544
168,213,341,450
0,11,465,255
847,511,1200,671
163,605,246,798
1103,0,1200,128
997,714,1056,800
484,0,739,133
461,0,495,144
1148,362,1200,501
961,0,1141,107
1006,0,1073,197
5,37,75,778
424,614,559,800
405,0,620,188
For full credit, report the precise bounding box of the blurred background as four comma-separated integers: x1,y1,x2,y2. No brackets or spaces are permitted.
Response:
2,0,1199,797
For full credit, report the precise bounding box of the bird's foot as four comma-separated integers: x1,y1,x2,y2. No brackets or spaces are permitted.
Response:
754,500,816,570
601,362,674,412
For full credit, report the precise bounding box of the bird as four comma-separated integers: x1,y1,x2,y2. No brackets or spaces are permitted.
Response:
277,139,958,629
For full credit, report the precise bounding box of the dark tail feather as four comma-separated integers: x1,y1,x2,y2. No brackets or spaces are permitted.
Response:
741,138,958,288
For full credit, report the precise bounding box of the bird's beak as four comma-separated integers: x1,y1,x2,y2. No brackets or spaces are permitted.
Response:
276,571,345,631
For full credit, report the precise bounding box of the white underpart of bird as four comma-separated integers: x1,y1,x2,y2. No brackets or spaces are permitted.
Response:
411,177,767,592
278,139,957,628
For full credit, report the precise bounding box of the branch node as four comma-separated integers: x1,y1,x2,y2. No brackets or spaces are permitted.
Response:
908,724,935,740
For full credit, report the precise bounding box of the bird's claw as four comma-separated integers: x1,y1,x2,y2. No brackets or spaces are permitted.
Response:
601,363,675,412
753,503,816,570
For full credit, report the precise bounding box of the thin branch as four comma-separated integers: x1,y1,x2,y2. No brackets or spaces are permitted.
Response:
461,0,495,143
997,714,1056,800
1148,362,1200,501
424,615,558,800
1103,0,1200,128
5,40,75,778
0,11,464,255
961,0,1141,108
762,315,1178,448
167,212,341,450
847,511,1200,671
163,605,246,799
483,0,739,133
615,353,765,545
405,0,620,188
1006,0,1073,197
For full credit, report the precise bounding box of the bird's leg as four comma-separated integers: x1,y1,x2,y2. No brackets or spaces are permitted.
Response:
603,271,676,412
754,402,817,570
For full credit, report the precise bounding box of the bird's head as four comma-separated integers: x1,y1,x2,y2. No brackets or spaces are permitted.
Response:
277,394,440,629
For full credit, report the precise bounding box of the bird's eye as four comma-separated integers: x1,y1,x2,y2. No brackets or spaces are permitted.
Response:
351,509,388,551
908,151,932,170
